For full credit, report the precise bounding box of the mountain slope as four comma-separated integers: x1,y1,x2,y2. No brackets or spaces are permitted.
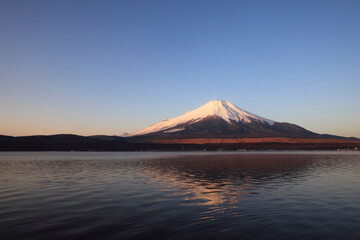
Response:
125,100,348,141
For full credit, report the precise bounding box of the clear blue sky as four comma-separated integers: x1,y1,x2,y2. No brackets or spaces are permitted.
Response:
1,0,360,137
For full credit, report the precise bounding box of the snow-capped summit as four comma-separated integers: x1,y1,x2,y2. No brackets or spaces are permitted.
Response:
126,100,274,137
191,100,274,125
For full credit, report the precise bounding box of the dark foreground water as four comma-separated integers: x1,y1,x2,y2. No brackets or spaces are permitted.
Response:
0,152,360,240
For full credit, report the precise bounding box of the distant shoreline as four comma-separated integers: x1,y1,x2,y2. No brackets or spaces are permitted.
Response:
1,134,359,152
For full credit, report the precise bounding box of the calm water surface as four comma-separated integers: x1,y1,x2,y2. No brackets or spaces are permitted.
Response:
0,151,360,239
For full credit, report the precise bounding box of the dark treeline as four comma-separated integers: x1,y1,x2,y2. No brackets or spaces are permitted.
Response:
1,134,359,151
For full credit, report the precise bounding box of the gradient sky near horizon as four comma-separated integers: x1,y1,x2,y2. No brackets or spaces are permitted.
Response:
1,0,360,137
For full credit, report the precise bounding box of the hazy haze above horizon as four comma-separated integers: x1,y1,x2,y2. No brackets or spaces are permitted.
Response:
1,0,360,137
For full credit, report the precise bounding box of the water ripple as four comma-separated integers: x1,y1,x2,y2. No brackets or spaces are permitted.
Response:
0,151,360,239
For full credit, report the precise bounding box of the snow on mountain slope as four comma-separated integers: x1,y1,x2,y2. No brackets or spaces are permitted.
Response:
126,100,274,137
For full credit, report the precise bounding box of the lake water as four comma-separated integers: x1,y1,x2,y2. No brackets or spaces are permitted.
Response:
0,151,360,240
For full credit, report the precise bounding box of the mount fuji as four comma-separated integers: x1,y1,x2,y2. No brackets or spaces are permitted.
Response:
125,100,341,142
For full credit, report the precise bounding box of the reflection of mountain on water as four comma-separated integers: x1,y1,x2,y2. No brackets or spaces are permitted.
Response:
140,154,333,206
